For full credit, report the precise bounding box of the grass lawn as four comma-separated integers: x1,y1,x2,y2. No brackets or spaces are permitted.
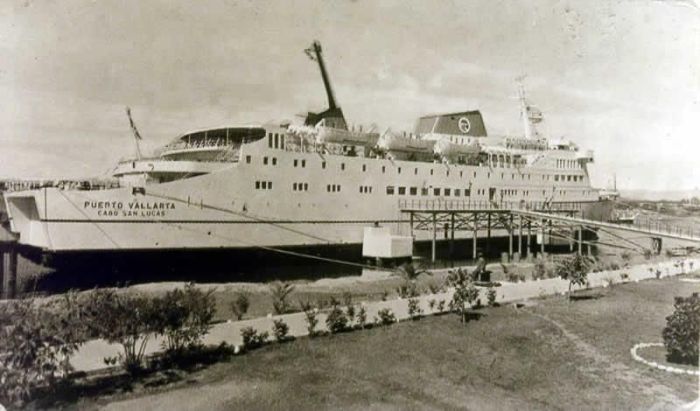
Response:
52,274,699,411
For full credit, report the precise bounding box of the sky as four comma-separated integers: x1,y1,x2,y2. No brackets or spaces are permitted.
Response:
0,0,698,191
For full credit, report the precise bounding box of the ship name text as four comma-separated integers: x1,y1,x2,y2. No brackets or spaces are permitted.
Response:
83,200,176,217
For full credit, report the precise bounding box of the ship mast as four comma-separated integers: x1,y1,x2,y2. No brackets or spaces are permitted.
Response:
304,41,347,129
516,77,542,140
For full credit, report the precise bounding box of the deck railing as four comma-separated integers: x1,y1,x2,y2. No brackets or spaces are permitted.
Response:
397,198,581,213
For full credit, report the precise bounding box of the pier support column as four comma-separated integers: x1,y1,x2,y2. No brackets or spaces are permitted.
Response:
577,226,583,255
0,248,5,298
472,213,478,260
486,213,492,255
540,219,546,256
518,215,523,257
508,214,513,261
527,221,532,260
449,213,455,266
431,213,437,264
8,250,17,299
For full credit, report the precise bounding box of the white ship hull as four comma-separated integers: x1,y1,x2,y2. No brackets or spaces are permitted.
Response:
5,138,608,257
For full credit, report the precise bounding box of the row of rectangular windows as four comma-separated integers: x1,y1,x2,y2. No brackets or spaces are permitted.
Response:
254,181,273,190
245,155,585,182
359,185,373,194
557,159,579,169
267,133,285,150
386,186,472,197
327,184,341,193
292,182,308,191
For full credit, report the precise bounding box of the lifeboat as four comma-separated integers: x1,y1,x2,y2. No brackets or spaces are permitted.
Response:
315,126,380,147
433,138,481,157
376,133,435,159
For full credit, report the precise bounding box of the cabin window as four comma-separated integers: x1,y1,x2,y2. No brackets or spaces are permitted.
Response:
421,188,429,196
414,168,418,175
255,181,260,189
398,167,401,174
409,187,417,195
246,155,251,164
460,171,463,178
272,158,277,165
303,183,308,191
444,188,451,196
362,164,366,172
261,181,267,189
302,160,306,168
455,189,461,196
398,187,406,195
554,175,559,181
322,161,326,169
263,157,268,165
341,163,345,170
293,183,297,191
294,159,298,167
433,188,440,196
464,188,470,197
382,166,386,173
473,171,477,178
430,169,434,176
268,133,273,148
386,186,395,195
280,135,285,150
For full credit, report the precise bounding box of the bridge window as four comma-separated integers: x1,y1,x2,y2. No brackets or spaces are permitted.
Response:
421,188,429,196
433,188,440,196
398,187,406,195
386,186,395,195
464,188,470,197
455,189,461,196
444,188,451,196
410,187,417,195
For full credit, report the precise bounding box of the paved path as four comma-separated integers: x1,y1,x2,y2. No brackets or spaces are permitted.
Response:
70,258,700,372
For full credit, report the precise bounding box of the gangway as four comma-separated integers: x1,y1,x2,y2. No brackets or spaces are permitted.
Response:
398,199,700,263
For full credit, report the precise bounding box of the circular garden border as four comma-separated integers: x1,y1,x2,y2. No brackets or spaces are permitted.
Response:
630,342,700,376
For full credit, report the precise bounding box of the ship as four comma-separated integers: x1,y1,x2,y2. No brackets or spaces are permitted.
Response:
3,41,612,272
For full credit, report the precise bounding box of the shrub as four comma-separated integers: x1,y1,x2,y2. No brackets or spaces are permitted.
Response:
486,287,497,307
230,291,251,320
449,278,480,323
304,308,320,337
437,300,446,313
505,270,520,283
240,326,268,350
554,255,593,301
83,289,160,374
620,251,631,267
427,280,444,294
428,299,436,311
152,283,216,355
272,319,290,343
0,293,88,407
407,297,423,320
326,302,349,334
375,308,396,326
533,257,547,280
380,291,389,301
395,262,430,282
518,273,526,283
620,272,630,281
662,293,699,365
655,269,662,279
609,262,620,271
643,249,653,260
355,306,367,329
269,281,295,315
396,281,419,299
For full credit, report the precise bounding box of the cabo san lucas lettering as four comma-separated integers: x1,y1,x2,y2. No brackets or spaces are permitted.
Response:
83,201,176,217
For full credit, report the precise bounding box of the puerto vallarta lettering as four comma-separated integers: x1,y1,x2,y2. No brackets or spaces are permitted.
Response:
83,200,175,217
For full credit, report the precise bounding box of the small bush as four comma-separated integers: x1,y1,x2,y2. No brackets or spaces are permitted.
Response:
609,262,621,271
375,308,396,326
427,280,444,294
643,249,653,260
505,270,520,283
396,281,419,298
662,292,699,365
355,306,367,329
407,298,423,320
272,319,291,343
655,269,662,279
230,291,251,320
240,327,268,350
518,273,526,283
152,283,216,356
269,281,295,315
620,272,630,281
533,258,547,280
437,300,446,313
620,251,631,266
84,289,160,375
486,287,497,307
380,291,389,301
326,303,349,334
304,308,320,337
0,293,88,407
428,299,436,311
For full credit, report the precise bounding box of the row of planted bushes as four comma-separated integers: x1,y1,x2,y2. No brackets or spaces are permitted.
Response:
0,284,215,408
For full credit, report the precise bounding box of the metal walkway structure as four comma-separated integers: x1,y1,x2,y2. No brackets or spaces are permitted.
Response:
398,199,700,262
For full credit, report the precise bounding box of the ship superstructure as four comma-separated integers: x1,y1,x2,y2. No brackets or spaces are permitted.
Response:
3,41,610,264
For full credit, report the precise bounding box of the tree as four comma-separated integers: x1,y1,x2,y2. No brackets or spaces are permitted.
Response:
662,293,699,365
230,291,251,320
269,281,295,315
447,268,480,323
554,254,593,301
